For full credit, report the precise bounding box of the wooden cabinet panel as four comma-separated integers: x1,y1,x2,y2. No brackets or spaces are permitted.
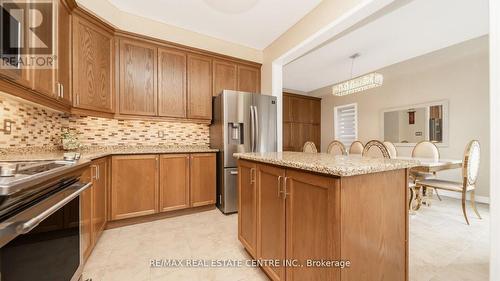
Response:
111,155,158,220
159,154,190,212
283,123,293,151
283,94,292,123
119,40,157,116
283,93,321,152
187,54,212,120
311,99,321,124
285,170,340,281
238,160,257,258
92,158,107,242
190,153,216,206
57,0,72,104
237,65,260,93
257,164,286,281
80,168,93,262
158,48,187,118
73,15,114,113
213,60,237,96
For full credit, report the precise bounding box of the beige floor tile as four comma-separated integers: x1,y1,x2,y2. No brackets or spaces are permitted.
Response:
84,197,489,281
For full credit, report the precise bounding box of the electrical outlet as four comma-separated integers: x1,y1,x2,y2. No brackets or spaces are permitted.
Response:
2,119,13,135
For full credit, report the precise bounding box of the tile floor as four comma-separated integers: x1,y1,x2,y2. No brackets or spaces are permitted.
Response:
82,197,489,281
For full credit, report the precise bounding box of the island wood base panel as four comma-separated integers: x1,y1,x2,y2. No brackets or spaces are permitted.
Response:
238,160,408,281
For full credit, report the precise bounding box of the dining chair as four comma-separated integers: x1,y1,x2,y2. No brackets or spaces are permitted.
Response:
411,140,442,201
383,141,398,159
362,140,390,159
326,140,347,156
416,140,481,225
349,141,364,155
302,141,318,153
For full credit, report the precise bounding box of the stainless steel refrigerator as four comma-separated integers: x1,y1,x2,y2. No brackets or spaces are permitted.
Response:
210,90,277,214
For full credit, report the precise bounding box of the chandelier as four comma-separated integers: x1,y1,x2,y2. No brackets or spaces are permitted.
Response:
332,54,383,96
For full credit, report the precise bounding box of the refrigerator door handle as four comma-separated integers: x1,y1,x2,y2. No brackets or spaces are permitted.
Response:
254,105,259,152
250,105,255,152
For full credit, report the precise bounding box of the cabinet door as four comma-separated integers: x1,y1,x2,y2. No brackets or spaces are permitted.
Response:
190,153,216,207
158,48,186,118
238,160,257,258
111,155,158,220
285,170,340,281
57,0,72,104
73,15,114,113
31,2,57,98
282,122,293,151
119,39,157,116
80,167,93,262
283,94,292,123
237,65,260,93
256,164,286,281
213,60,237,96
92,158,107,242
311,99,321,124
187,54,212,120
159,154,190,212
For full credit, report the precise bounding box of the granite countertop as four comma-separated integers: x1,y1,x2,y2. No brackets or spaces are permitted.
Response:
0,145,218,162
234,151,418,177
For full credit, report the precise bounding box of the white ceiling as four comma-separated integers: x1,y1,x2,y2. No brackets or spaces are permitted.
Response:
106,0,322,49
283,0,489,94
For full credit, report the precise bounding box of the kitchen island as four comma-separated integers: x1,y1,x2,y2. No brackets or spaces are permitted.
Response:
234,152,417,281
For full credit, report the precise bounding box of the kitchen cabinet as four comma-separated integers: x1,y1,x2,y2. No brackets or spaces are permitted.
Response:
190,153,216,207
119,39,158,116
238,160,257,258
158,48,187,118
256,164,286,281
283,93,321,151
91,157,108,242
72,12,114,114
80,167,93,262
213,60,237,96
31,0,71,104
159,154,190,212
187,54,213,120
111,155,159,220
237,65,260,93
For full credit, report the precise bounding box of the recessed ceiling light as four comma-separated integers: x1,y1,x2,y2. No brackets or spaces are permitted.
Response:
203,0,259,14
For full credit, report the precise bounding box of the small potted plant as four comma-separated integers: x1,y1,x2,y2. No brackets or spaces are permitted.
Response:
61,128,81,151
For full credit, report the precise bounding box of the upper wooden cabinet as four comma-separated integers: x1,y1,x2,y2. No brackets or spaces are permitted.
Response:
187,54,213,120
237,65,260,93
119,39,158,116
72,13,114,114
213,60,237,96
158,48,187,118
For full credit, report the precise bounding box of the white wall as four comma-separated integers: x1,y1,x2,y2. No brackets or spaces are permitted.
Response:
314,36,490,199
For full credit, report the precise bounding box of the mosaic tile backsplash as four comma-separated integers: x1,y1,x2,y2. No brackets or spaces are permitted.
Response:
0,94,209,149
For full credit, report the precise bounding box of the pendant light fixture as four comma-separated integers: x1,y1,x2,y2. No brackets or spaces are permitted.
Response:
332,53,383,96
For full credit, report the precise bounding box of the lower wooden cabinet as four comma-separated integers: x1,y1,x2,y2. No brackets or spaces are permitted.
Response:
81,157,110,262
110,153,216,221
256,164,286,281
159,154,190,212
111,155,159,220
238,160,257,258
190,153,216,207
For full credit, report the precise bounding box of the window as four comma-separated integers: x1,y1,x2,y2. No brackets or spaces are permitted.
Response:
334,103,358,146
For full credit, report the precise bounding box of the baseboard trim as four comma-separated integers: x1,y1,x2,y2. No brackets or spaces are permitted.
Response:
437,190,490,204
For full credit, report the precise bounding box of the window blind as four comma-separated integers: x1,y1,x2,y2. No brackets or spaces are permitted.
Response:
334,103,358,146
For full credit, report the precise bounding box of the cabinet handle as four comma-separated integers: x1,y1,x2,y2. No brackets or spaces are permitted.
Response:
91,165,98,180
96,164,100,180
283,177,290,200
60,84,64,99
250,168,255,184
277,176,283,198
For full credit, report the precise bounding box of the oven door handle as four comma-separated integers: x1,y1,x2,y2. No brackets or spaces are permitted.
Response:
16,182,92,235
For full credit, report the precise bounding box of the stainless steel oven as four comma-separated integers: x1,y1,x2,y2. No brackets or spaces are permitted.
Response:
0,171,91,281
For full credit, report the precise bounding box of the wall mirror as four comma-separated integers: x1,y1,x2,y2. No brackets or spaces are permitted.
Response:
381,100,449,147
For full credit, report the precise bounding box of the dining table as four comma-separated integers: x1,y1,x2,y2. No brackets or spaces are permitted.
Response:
396,156,463,211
